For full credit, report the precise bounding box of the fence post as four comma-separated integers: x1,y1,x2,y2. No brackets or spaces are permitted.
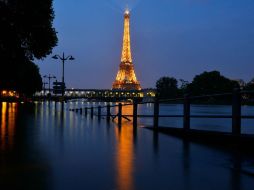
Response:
106,104,111,123
133,99,138,129
183,94,190,131
98,106,101,120
91,107,94,119
118,103,122,127
153,95,159,129
232,88,241,135
85,107,88,117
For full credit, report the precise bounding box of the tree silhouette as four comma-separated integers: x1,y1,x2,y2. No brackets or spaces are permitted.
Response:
187,71,239,96
243,78,254,101
156,77,178,99
0,0,57,96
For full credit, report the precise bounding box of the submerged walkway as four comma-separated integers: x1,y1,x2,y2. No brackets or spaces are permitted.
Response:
0,101,254,190
146,127,254,155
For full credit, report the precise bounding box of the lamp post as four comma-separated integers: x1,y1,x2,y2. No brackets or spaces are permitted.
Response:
43,74,56,95
52,52,75,97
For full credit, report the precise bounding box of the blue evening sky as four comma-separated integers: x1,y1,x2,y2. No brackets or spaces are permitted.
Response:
38,0,254,89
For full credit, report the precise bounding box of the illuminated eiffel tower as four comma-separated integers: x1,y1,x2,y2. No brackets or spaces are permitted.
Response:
112,10,141,90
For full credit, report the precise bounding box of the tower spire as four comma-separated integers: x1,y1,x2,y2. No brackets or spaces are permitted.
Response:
121,10,132,63
112,11,141,90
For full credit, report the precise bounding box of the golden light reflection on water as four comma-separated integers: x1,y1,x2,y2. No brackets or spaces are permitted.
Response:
115,105,135,190
1,102,7,148
0,102,18,150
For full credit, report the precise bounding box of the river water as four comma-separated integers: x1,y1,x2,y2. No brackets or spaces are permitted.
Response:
0,101,253,190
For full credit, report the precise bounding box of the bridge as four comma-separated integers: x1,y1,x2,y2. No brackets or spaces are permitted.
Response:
34,88,156,101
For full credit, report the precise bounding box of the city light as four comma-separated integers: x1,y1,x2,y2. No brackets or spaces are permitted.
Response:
0,90,19,98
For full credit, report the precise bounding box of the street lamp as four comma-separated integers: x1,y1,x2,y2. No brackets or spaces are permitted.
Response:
52,52,75,97
43,74,56,94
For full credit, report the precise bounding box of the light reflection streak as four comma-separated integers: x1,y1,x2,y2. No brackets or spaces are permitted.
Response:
115,105,135,190
8,103,17,148
1,102,7,149
0,102,18,150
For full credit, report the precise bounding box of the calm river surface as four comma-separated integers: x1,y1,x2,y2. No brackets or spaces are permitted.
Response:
0,101,254,190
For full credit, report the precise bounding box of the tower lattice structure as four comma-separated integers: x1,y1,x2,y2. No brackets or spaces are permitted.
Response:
112,10,141,90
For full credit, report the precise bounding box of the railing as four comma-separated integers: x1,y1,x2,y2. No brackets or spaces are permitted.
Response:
70,89,254,136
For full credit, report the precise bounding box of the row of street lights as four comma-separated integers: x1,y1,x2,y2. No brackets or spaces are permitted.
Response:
43,52,75,98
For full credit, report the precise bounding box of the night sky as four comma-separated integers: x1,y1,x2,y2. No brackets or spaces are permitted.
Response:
38,0,254,89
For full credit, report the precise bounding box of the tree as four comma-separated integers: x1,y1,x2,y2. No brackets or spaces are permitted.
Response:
187,71,239,96
0,0,57,60
178,79,189,97
156,77,178,99
17,60,43,96
0,0,57,96
243,78,254,102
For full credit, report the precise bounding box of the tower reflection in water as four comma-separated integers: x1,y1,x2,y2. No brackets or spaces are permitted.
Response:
0,102,17,150
114,104,136,190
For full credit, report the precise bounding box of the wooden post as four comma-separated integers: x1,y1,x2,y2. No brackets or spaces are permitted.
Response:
183,94,190,131
232,88,241,135
98,106,101,120
133,99,138,129
85,107,88,117
106,104,110,122
91,107,94,119
118,103,122,127
153,95,159,129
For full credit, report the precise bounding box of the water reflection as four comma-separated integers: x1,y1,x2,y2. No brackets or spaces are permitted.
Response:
115,105,135,190
0,102,52,189
0,102,17,150
37,101,66,145
153,130,159,155
182,140,190,190
0,101,253,190
231,153,242,190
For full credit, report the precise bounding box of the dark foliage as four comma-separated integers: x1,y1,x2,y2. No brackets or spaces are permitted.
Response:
156,77,178,99
244,78,254,90
186,71,239,96
18,60,43,96
155,71,242,104
178,79,189,97
243,79,254,102
0,0,57,96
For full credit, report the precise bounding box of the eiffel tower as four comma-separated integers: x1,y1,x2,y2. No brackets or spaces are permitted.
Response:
112,10,141,90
